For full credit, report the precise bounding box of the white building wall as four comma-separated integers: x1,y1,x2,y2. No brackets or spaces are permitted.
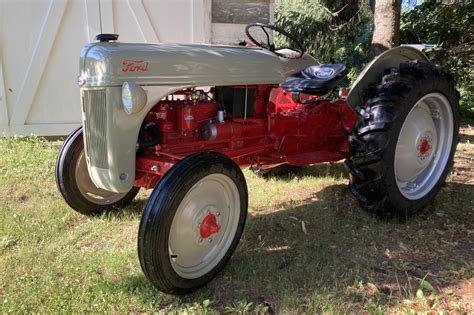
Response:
0,0,272,136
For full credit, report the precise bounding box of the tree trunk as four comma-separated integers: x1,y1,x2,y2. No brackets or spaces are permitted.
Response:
369,0,401,59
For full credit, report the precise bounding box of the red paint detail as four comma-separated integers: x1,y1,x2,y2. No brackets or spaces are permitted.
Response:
77,75,86,87
133,86,357,189
134,155,174,189
419,138,431,155
176,105,196,132
339,88,350,99
122,59,149,72
200,214,220,238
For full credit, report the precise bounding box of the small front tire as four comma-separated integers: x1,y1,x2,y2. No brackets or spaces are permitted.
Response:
138,152,248,294
55,127,140,216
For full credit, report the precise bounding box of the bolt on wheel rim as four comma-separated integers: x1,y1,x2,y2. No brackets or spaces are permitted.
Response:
75,150,130,204
168,173,240,279
394,93,454,200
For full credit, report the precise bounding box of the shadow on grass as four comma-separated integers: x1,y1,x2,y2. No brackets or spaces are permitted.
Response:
459,119,474,143
459,132,474,144
217,182,471,312
257,163,348,181
298,162,348,179
100,198,148,221
101,163,349,222
108,177,473,312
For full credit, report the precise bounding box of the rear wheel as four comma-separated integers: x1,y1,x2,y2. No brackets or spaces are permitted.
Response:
138,152,248,294
348,61,459,217
55,127,140,216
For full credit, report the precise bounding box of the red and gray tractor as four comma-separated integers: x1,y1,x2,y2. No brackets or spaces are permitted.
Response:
56,24,459,294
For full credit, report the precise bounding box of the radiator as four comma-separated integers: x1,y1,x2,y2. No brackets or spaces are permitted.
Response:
82,89,109,169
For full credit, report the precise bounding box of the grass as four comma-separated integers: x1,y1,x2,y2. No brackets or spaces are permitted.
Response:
1,122,473,313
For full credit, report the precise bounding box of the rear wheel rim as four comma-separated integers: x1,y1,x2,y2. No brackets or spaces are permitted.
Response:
168,173,240,279
394,92,454,200
75,150,130,205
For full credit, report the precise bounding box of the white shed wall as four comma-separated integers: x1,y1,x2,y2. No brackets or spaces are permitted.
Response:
0,0,212,136
0,0,272,136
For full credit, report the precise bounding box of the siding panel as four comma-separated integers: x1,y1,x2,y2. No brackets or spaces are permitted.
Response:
212,0,270,24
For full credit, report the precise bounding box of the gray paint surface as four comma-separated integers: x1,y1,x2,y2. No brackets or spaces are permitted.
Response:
347,46,429,108
80,43,318,88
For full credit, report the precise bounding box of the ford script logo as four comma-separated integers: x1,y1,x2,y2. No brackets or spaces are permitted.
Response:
122,60,149,72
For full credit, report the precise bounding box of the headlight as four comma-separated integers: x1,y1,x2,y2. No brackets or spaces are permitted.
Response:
122,81,147,115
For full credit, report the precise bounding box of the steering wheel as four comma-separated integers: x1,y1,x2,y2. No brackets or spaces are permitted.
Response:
245,23,305,59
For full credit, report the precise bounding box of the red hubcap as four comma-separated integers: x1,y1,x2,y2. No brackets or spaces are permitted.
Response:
419,138,431,155
200,213,220,238
417,136,433,160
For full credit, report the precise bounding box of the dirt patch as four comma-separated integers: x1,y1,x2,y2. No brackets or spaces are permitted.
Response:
454,279,474,310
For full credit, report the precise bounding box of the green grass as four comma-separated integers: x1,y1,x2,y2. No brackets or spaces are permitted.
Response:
1,124,473,313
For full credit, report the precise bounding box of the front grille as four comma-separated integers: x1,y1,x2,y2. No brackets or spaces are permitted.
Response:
82,89,109,169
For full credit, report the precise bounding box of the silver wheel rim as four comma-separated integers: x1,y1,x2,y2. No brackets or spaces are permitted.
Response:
394,92,454,200
75,150,130,204
168,173,241,279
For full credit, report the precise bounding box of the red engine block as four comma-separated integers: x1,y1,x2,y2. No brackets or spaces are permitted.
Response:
134,85,356,189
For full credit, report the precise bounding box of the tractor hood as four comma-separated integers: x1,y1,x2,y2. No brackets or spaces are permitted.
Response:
79,43,317,87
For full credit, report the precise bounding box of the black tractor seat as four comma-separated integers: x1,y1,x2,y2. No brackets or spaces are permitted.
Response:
281,64,349,96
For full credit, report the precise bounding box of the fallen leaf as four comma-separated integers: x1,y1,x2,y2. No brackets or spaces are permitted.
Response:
301,221,307,234
366,282,378,296
416,289,424,300
420,278,436,292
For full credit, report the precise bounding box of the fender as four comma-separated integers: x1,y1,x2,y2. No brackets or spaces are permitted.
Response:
347,46,429,109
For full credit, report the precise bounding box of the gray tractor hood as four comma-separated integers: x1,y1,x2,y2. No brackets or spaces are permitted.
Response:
79,43,318,87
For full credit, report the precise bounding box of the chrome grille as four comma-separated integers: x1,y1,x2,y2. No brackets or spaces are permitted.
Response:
82,89,109,169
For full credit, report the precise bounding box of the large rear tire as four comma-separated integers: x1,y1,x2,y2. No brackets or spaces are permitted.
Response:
55,127,140,216
348,61,459,218
138,152,248,294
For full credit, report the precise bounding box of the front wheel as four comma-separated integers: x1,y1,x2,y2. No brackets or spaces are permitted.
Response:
138,152,248,294
348,61,459,218
55,127,140,216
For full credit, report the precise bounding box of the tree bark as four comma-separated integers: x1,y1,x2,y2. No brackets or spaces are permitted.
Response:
369,0,401,59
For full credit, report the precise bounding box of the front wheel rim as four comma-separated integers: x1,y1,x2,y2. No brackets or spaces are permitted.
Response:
75,150,131,205
168,173,241,279
394,92,454,200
